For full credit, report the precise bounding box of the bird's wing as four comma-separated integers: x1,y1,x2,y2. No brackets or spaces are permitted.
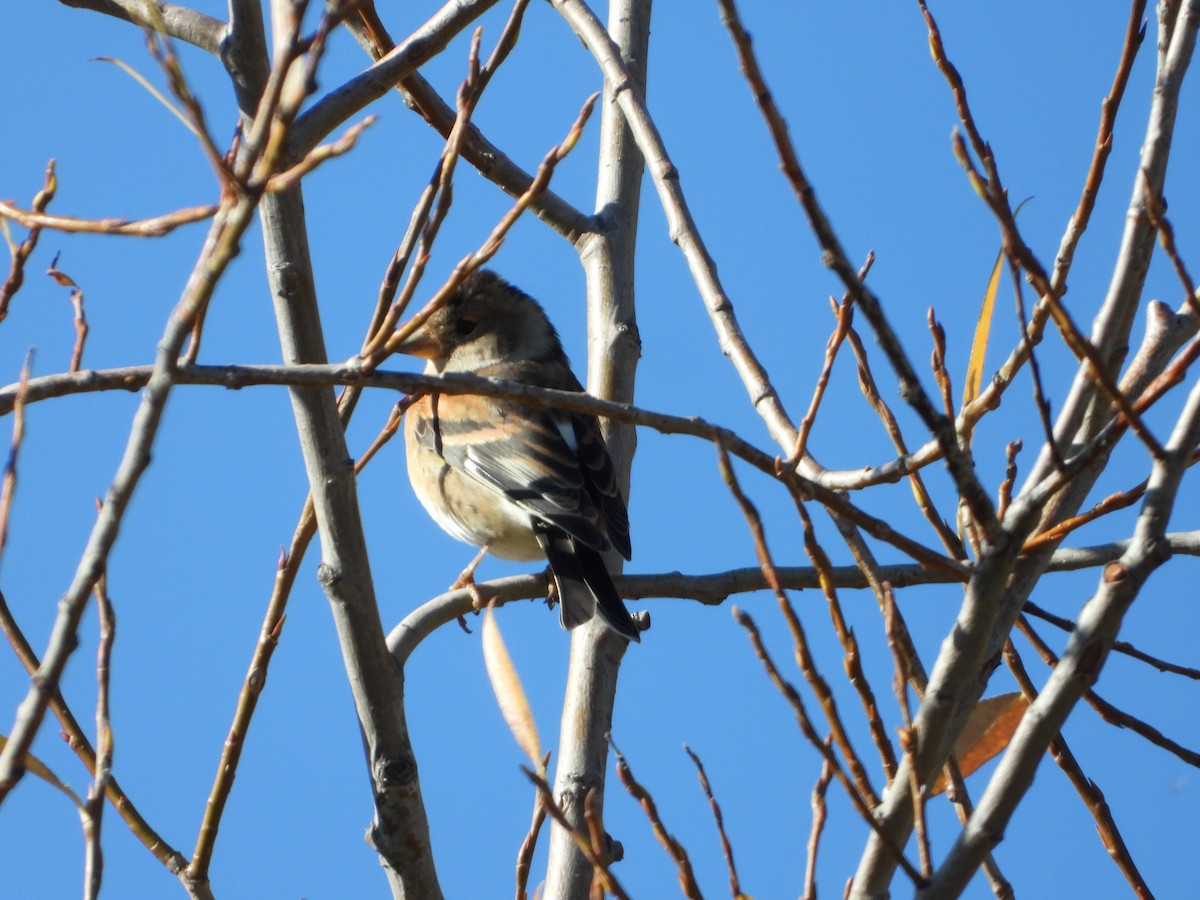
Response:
569,412,631,560
427,393,612,552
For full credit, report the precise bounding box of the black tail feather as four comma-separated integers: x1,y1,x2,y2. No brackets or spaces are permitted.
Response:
534,524,640,642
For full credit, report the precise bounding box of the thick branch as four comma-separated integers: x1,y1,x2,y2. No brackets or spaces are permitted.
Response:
852,4,1200,894
342,8,591,241
57,0,224,53
289,0,503,161
550,0,799,456
546,2,651,895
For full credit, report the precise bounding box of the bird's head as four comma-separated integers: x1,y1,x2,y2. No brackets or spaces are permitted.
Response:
396,270,565,374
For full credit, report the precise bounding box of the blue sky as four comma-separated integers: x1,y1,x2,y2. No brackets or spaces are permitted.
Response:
1,2,1198,897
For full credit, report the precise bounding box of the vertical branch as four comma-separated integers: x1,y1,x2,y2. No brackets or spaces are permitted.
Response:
544,1,651,897
83,572,116,900
802,748,834,900
552,0,800,455
238,2,445,895
261,100,442,900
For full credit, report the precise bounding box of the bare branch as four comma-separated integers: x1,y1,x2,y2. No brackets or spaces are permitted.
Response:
552,0,800,458
289,0,505,161
0,200,218,237
716,0,999,534
342,3,592,240
0,161,57,321
56,0,224,53
922,356,1200,898
683,746,744,899
613,746,702,898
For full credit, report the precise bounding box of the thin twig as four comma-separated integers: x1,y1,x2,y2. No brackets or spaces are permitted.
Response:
883,588,931,879
997,440,1022,521
717,445,880,807
83,569,117,900
45,255,89,373
792,294,856,462
0,161,57,320
927,309,954,420
266,114,378,194
187,540,305,882
0,200,217,237
1003,639,1151,896
1141,169,1200,315
516,751,552,900
0,354,31,565
138,6,234,185
844,325,964,558
683,746,744,899
802,746,834,900
1022,600,1200,679
734,607,924,886
520,768,630,900
797,501,897,780
1048,0,1148,294
1007,256,1063,471
612,745,702,898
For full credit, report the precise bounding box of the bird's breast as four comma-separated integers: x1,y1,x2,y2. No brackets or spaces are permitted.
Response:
405,415,542,561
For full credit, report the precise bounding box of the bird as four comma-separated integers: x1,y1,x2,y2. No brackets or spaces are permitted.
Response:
397,269,641,642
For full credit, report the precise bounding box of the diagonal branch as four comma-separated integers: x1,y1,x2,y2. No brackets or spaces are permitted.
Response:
551,0,800,457
342,2,591,240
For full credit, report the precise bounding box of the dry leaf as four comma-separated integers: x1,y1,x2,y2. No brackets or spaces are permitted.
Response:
930,691,1028,796
0,734,83,808
962,248,1002,409
481,605,542,769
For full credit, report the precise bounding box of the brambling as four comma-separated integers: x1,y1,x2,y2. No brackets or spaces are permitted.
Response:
397,270,641,643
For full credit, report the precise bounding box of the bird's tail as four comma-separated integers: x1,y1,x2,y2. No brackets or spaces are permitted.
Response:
534,527,640,643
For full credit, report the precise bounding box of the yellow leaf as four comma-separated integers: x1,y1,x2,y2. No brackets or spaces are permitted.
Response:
963,249,1003,409
930,691,1028,796
481,605,542,770
0,734,83,808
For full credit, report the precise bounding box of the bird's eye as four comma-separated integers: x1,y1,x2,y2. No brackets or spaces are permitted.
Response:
455,319,478,337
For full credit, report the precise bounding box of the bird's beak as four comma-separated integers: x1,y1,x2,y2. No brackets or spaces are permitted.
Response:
392,328,443,359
